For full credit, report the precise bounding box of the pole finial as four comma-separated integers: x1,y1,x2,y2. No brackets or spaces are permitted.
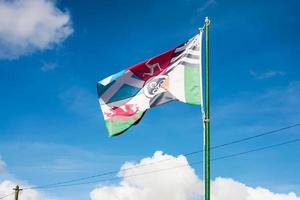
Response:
205,17,210,26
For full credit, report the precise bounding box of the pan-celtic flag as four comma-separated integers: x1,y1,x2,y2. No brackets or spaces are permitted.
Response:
97,32,203,136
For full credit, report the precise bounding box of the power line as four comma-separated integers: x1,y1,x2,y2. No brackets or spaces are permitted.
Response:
23,122,300,190
0,192,14,200
211,138,300,162
210,123,300,150
24,137,300,190
26,161,203,190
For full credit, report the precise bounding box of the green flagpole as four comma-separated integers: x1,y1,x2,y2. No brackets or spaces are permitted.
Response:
204,16,210,200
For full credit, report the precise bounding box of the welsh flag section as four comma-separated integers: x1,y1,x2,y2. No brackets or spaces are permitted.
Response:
97,32,203,136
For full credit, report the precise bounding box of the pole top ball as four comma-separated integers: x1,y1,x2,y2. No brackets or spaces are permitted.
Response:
205,17,210,25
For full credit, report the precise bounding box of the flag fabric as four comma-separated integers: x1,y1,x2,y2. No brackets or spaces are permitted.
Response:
97,32,203,136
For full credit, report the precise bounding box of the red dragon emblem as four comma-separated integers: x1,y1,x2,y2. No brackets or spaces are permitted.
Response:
105,104,139,119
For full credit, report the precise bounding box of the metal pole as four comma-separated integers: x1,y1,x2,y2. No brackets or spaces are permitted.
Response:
204,16,210,200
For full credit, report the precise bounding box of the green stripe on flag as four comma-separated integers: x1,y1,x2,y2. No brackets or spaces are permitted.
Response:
184,65,201,105
105,111,144,137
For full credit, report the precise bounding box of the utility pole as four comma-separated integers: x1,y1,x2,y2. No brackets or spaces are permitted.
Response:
13,185,22,200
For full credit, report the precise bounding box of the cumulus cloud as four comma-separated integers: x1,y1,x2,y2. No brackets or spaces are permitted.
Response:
0,180,41,200
90,151,202,200
212,178,299,200
0,158,6,173
0,0,73,59
250,69,285,80
0,157,60,200
90,151,300,200
0,180,62,200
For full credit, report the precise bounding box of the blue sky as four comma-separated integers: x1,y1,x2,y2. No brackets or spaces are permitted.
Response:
0,0,300,199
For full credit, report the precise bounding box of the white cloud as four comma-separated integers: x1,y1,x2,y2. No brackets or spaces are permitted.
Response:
0,180,61,200
0,158,6,173
214,81,300,124
59,86,99,119
0,0,73,59
212,178,300,200
90,151,300,200
0,157,61,200
0,180,40,200
197,0,216,12
250,69,285,80
41,62,58,72
90,151,202,200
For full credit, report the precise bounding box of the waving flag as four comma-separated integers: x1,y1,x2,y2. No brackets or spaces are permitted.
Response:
97,32,203,136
